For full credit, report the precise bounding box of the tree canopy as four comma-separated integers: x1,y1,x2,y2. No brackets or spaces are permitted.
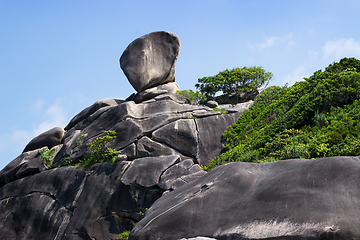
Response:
203,57,360,171
195,66,273,103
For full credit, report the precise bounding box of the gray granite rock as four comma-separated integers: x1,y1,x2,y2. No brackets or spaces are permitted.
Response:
120,31,180,92
65,98,118,131
158,159,206,190
23,127,64,152
121,155,180,188
152,119,198,158
130,156,360,240
133,82,179,103
137,136,177,158
206,100,218,108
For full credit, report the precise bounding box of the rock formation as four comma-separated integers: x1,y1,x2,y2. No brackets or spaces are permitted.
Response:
0,31,253,239
1,31,359,240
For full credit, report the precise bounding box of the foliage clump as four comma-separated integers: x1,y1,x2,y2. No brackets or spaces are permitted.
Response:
39,147,56,169
58,130,120,169
205,57,360,171
195,66,273,103
176,89,205,105
117,230,130,240
80,130,120,168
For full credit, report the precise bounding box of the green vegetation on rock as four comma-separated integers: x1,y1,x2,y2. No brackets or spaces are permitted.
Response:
39,148,56,169
205,57,360,171
58,130,120,169
176,89,205,105
195,66,273,103
80,130,120,168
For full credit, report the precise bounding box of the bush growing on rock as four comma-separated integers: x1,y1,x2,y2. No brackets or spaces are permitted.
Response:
195,66,273,104
205,57,360,171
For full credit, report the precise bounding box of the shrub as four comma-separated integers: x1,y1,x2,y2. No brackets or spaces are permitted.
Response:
213,108,228,114
118,230,130,240
39,148,56,169
204,58,360,171
79,130,120,168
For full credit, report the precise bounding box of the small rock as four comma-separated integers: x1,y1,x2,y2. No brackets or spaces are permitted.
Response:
206,100,218,108
117,154,128,161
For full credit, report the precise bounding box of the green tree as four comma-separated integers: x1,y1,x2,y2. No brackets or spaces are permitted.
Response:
176,89,205,104
204,57,360,171
195,66,273,103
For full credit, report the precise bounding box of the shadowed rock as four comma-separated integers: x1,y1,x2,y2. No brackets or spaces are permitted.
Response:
64,98,119,131
121,155,180,188
120,31,180,92
23,127,64,152
130,156,360,240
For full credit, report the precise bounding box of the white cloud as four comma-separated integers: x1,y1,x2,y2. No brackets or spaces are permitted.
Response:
308,50,319,61
1,99,68,156
30,99,44,113
32,99,68,136
323,38,360,59
283,66,307,86
252,34,295,51
258,36,278,50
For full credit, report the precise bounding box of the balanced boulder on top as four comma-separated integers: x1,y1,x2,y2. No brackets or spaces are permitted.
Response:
120,31,181,92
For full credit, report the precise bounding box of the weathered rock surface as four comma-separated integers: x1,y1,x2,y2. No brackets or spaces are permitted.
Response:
130,156,360,240
0,162,165,240
133,82,179,103
159,159,206,190
64,98,119,131
120,31,180,92
23,127,65,152
52,94,246,166
121,155,180,188
206,100,219,108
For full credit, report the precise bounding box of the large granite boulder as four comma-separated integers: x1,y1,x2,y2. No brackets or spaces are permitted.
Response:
23,127,65,152
130,156,360,240
120,31,181,92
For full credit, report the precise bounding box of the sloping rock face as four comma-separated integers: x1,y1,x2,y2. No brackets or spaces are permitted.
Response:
0,162,164,240
130,156,360,240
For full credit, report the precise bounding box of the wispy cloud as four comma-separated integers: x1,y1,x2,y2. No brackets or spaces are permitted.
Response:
252,34,295,51
30,99,44,113
283,66,307,86
323,38,360,60
0,99,68,157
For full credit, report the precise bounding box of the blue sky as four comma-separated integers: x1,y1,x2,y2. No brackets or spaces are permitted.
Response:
1,0,360,170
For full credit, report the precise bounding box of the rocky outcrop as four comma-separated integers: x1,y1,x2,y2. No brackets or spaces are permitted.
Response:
4,31,358,240
0,68,251,240
0,162,163,240
120,31,180,92
130,156,360,240
23,127,65,152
